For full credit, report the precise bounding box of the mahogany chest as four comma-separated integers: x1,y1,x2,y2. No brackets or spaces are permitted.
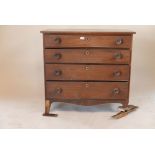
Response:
41,29,135,117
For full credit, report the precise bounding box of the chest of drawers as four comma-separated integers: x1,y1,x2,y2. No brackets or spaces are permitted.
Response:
41,29,135,117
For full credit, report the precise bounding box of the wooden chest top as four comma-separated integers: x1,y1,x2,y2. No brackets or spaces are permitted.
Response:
41,29,135,35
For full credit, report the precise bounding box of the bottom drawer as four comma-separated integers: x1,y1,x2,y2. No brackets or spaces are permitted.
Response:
46,82,128,100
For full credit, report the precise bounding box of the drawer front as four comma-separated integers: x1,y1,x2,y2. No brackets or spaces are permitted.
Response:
45,64,129,81
44,49,130,64
46,82,128,99
44,34,132,48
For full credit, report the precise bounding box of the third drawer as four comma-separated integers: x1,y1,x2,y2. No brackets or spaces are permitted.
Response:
45,64,129,81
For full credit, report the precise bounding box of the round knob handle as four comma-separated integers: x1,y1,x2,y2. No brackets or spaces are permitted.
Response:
113,88,120,94
114,53,123,59
54,37,61,44
116,38,123,45
113,71,121,77
54,70,62,76
55,88,63,94
53,53,62,60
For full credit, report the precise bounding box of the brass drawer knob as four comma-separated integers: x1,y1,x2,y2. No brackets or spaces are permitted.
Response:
113,71,121,77
54,70,62,76
114,53,123,59
53,53,62,60
54,37,61,44
55,88,63,94
113,88,120,94
116,38,123,45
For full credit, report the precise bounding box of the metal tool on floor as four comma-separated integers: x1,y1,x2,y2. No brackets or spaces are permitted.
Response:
112,105,138,119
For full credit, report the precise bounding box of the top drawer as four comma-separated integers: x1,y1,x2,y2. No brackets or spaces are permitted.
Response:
44,34,132,48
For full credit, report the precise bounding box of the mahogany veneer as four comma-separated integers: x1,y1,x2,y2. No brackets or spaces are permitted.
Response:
41,29,135,116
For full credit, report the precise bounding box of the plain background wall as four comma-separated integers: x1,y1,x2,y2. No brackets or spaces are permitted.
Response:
0,25,155,105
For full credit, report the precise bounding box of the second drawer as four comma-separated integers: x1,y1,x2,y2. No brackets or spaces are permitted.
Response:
45,64,129,81
44,49,130,64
